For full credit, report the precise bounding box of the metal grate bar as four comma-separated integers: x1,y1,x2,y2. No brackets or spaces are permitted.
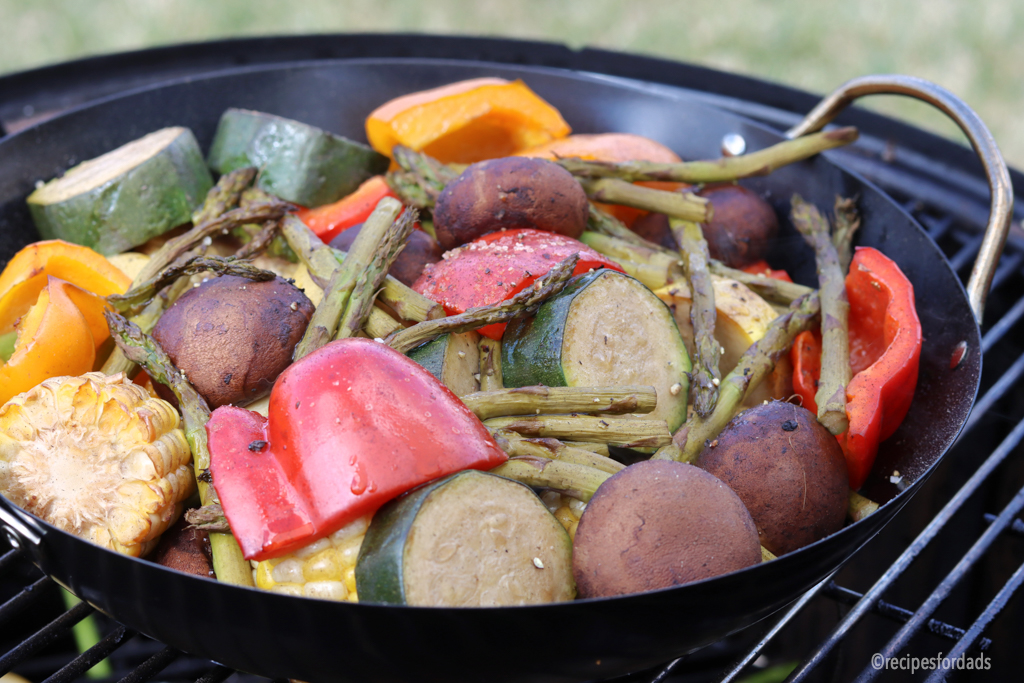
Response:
193,664,236,683
115,646,181,683
921,559,1024,683
0,600,93,676
715,576,833,683
42,625,137,683
983,512,1024,536
981,292,1024,353
0,574,54,626
784,415,1024,682
851,484,1024,682
822,583,991,649
947,232,983,274
0,547,24,574
989,250,1024,291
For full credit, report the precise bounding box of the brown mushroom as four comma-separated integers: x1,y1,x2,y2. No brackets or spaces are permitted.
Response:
697,184,779,267
696,400,849,556
151,274,314,408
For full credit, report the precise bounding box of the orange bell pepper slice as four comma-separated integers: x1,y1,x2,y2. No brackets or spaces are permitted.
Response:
0,277,105,405
0,240,131,297
790,247,922,489
366,78,571,164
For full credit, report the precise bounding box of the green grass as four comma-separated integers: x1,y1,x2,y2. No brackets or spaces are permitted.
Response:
3,0,1023,168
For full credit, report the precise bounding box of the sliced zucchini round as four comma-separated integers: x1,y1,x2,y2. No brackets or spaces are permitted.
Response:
207,108,389,208
355,470,575,606
27,127,213,256
502,269,690,431
406,331,481,397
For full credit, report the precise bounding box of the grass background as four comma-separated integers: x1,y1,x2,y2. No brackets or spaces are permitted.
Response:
2,0,1022,168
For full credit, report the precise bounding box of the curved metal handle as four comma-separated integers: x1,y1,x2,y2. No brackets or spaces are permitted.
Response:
0,499,44,550
786,74,1013,324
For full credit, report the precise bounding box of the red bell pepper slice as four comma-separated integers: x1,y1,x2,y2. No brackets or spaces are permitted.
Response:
740,259,794,283
206,337,508,560
294,176,400,243
412,228,624,340
790,246,922,489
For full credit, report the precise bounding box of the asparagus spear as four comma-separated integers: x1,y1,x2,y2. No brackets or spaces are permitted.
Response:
335,208,417,341
672,218,721,417
708,259,814,305
586,203,681,258
280,214,442,322
384,253,579,355
484,414,672,449
294,197,406,359
478,337,503,391
104,311,253,587
106,256,276,316
661,291,822,463
191,167,257,226
489,456,612,503
579,178,710,223
461,385,657,420
791,195,851,435
832,195,862,273
558,127,859,184
491,430,626,474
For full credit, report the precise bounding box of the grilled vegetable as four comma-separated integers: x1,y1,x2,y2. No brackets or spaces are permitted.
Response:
696,400,849,556
151,274,315,408
433,156,589,250
296,175,401,243
0,372,194,557
27,127,213,255
208,108,388,208
355,470,575,606
412,228,623,340
205,337,508,561
696,184,780,268
330,221,442,287
365,77,571,163
572,460,761,597
502,268,690,432
406,331,481,397
254,514,370,601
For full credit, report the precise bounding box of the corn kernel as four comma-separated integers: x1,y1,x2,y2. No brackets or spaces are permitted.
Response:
256,561,276,589
269,584,303,597
304,548,344,582
553,506,576,532
304,580,348,601
271,558,306,584
344,565,357,595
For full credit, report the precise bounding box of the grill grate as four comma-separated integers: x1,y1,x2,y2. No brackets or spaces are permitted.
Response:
0,38,1022,683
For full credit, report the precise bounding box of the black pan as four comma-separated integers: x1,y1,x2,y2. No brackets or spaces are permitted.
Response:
0,59,1011,683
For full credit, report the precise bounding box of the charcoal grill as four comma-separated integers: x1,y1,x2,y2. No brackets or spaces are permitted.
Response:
0,35,1022,683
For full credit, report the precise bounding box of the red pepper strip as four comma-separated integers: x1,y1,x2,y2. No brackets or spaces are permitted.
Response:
207,337,508,560
740,259,794,283
294,176,401,243
412,228,624,340
790,247,921,489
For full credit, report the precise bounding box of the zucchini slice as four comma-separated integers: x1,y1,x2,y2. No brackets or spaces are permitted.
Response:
503,269,690,431
355,470,575,606
406,331,481,397
207,109,389,208
27,127,212,255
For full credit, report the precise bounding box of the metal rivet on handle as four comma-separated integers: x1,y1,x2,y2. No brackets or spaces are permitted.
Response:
721,133,747,157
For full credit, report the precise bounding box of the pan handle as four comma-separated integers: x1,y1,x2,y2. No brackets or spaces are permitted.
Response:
786,74,1013,324
0,498,44,552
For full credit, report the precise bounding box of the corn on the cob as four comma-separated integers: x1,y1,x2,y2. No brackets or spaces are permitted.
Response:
0,372,194,557
253,514,371,602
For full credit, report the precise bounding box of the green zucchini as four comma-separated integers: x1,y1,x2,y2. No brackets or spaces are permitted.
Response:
406,331,480,397
355,470,575,606
207,108,389,208
27,127,213,255
502,269,690,431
